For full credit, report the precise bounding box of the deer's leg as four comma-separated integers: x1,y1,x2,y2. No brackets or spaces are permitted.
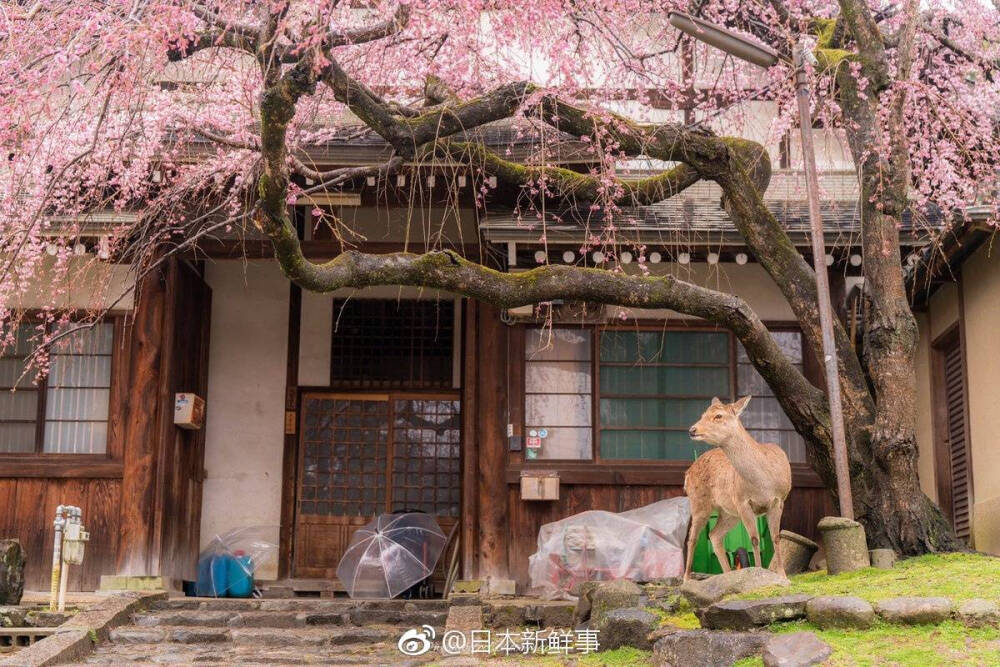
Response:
684,508,710,581
765,501,786,576
737,504,762,568
709,512,739,573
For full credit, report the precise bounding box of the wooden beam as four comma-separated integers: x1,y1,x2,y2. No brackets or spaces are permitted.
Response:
0,458,123,478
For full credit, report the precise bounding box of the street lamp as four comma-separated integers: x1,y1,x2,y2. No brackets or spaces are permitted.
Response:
669,11,855,520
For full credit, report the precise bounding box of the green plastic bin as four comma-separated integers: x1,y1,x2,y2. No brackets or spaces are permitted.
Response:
691,512,774,574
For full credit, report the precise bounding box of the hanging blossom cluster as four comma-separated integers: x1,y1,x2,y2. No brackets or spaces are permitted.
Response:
1,0,999,358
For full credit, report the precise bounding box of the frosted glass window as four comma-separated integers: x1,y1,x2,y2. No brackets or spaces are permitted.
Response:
736,332,807,463
0,321,113,454
524,327,593,460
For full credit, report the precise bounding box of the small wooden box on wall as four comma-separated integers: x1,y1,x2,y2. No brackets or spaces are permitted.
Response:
520,471,560,501
174,393,206,430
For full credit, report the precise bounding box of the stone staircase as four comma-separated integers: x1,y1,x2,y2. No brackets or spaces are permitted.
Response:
75,597,454,665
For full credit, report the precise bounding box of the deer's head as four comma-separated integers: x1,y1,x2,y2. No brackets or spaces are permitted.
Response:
688,396,752,446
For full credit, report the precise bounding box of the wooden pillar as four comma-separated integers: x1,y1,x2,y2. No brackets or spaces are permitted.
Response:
116,264,169,575
278,283,301,578
460,300,479,579
476,304,509,580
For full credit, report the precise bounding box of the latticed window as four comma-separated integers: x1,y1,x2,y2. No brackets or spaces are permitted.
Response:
0,321,115,454
331,299,455,389
600,330,730,461
523,325,809,463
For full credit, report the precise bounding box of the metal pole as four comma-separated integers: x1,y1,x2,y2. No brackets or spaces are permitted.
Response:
794,44,855,519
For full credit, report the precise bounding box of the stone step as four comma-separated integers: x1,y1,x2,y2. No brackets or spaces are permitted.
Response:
131,608,448,629
81,641,434,665
108,625,403,648
148,597,451,613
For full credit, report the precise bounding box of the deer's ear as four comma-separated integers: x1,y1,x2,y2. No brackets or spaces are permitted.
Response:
732,395,752,416
710,396,722,406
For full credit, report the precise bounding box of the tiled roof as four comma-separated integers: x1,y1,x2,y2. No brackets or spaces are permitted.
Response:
479,170,940,246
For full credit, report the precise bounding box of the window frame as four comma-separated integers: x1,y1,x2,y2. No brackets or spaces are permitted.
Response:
0,312,124,460
519,321,810,466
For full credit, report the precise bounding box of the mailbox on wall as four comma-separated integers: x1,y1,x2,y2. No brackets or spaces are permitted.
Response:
174,393,206,430
520,471,560,501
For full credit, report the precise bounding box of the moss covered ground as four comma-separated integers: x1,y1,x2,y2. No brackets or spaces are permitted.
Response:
570,553,1000,665
737,552,1000,603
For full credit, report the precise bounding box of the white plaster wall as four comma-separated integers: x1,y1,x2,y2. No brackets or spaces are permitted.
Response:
10,256,135,310
960,246,1000,554
200,260,289,580
616,262,797,322
928,282,959,340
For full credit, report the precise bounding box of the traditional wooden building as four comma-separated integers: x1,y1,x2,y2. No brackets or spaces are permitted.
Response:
0,121,941,593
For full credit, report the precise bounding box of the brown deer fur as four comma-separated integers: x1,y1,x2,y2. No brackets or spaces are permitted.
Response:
683,396,792,579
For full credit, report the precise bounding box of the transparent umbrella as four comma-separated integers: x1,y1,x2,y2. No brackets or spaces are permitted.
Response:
336,513,447,599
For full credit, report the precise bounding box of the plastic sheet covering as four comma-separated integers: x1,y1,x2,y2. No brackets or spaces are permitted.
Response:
196,526,278,597
337,513,447,599
528,497,690,599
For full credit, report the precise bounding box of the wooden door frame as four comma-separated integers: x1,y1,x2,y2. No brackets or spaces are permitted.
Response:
930,321,974,531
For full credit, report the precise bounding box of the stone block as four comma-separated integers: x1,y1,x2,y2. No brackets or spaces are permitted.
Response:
869,548,897,569
697,594,812,630
588,580,642,627
24,611,69,628
595,607,658,651
452,580,483,594
817,517,870,574
445,605,483,632
0,606,27,628
0,540,25,606
957,599,1000,628
875,597,953,625
805,596,875,629
486,579,516,597
778,531,818,576
653,629,768,667
763,631,832,667
0,628,92,666
99,575,169,592
484,602,525,629
680,567,790,608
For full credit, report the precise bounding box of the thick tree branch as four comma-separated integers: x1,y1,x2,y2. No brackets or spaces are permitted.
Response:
437,140,701,205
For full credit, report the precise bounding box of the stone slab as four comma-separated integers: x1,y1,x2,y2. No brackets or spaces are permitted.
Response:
763,631,832,667
680,567,790,607
653,629,768,667
956,599,1000,628
697,594,812,630
805,595,875,629
875,597,954,625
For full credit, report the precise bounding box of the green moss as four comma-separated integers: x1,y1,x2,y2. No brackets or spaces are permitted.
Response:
656,597,702,630
735,552,1000,603
770,620,1000,666
578,647,654,666
811,18,837,48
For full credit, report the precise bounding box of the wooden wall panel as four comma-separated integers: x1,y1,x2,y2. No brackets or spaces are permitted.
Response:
0,477,122,591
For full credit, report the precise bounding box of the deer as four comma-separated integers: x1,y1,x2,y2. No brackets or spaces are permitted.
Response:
683,396,792,580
